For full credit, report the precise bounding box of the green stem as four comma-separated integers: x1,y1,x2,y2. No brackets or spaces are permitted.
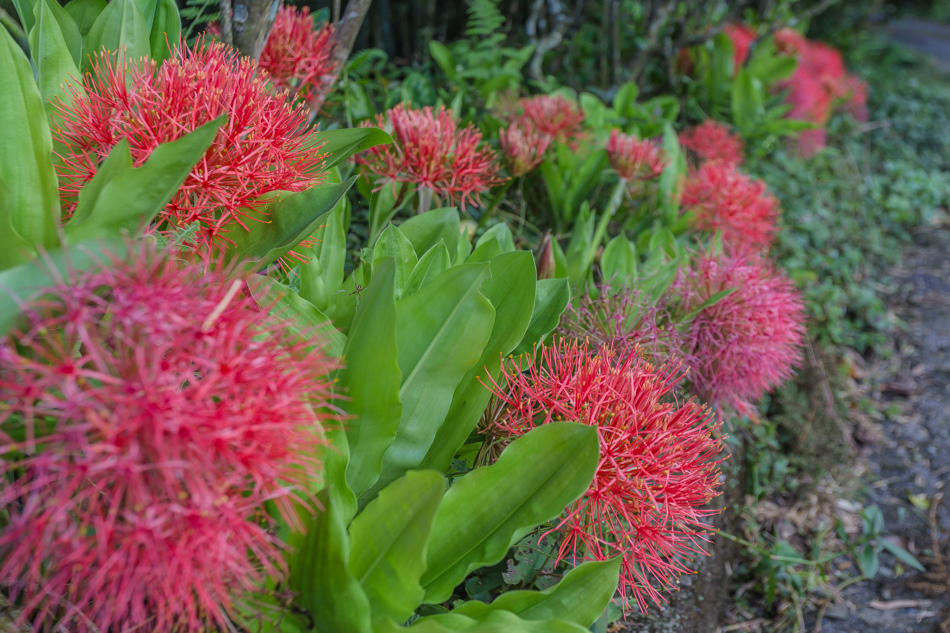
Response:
587,179,627,265
417,185,433,215
476,179,514,230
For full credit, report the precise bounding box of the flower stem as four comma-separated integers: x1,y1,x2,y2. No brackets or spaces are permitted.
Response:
590,179,627,256
477,179,515,230
417,186,434,215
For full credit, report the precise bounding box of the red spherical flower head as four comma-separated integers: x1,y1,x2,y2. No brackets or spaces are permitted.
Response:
486,339,724,612
0,243,338,632
681,161,779,250
675,249,806,417
724,23,757,69
677,120,745,168
514,95,586,148
607,130,667,183
53,39,328,254
355,104,506,209
499,121,553,177
259,5,338,102
774,28,807,55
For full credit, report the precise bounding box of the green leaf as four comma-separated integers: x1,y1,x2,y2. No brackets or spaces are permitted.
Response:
12,0,38,35
374,223,418,298
683,287,738,322
429,40,457,81
879,539,926,572
403,241,451,296
565,203,594,284
731,68,765,135
349,471,444,623
308,127,393,171
299,200,347,313
147,0,180,62
0,175,36,271
225,176,357,267
0,26,61,251
476,223,515,254
428,558,621,628
369,263,495,499
64,0,107,37
857,542,880,579
398,207,461,263
658,123,684,220
84,0,150,68
421,423,600,603
245,274,346,358
601,234,637,286
288,489,372,633
513,277,570,355
131,0,157,30
612,81,639,118
376,611,590,633
339,259,403,498
30,0,82,78
419,251,536,473
64,118,223,244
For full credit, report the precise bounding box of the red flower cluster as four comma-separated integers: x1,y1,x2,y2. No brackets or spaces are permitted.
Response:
675,249,806,416
356,104,505,208
54,40,327,254
513,95,586,148
773,28,868,156
487,339,723,611
606,130,667,182
678,120,745,168
681,161,779,249
724,23,757,69
259,5,338,101
0,245,337,632
499,122,552,177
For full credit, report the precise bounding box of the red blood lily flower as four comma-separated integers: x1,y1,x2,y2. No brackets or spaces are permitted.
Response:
0,244,337,632
678,120,745,168
54,39,328,254
606,130,667,183
486,338,724,611
259,5,338,102
724,23,757,69
499,121,552,177
681,161,779,249
355,104,506,209
513,95,586,148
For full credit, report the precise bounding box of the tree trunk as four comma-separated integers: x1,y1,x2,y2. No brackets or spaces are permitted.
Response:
230,0,282,60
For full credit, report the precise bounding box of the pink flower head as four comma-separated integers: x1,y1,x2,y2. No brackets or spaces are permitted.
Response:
606,130,667,182
681,161,779,250
355,104,506,209
514,95,586,148
0,244,337,632
678,120,745,168
486,339,723,611
774,28,808,55
259,5,338,102
675,249,806,416
53,39,328,254
724,24,757,69
499,121,552,177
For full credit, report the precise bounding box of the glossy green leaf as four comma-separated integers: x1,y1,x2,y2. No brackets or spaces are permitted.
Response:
397,207,461,263
226,176,356,267
419,251,536,473
64,118,223,244
565,203,594,284
30,0,82,78
370,263,495,498
377,610,590,633
374,223,418,297
300,200,347,313
466,238,502,264
245,274,346,358
658,123,685,221
879,539,925,572
12,0,38,35
147,0,180,62
350,471,444,623
0,26,61,251
288,489,372,633
513,277,570,355
309,127,394,170
682,287,738,322
421,423,599,602
403,240,451,296
340,260,403,498
0,176,35,271
64,0,106,37
429,40,457,81
732,68,765,135
601,234,637,286
427,558,620,628
476,223,515,254
84,0,150,68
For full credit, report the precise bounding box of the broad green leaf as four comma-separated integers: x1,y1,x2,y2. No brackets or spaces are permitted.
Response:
245,274,346,358
350,471,444,623
30,0,82,77
64,0,106,37
419,251,536,473
879,539,925,572
376,611,590,633
374,223,418,297
147,0,180,62
12,0,38,35
565,203,594,284
427,558,621,628
732,68,764,135
429,40,457,81
398,207,461,262
299,200,347,313
0,239,125,336
476,223,515,254
226,176,356,267
288,489,372,633
0,175,35,270
84,0,150,68
340,260,403,498
513,277,570,355
370,263,495,498
69,139,132,226
658,123,684,221
368,182,401,245
421,423,599,602
0,26,61,251
601,234,637,286
683,287,738,322
308,127,393,170
403,241,451,296
612,81,639,118
131,0,157,30
64,118,223,244
466,238,502,264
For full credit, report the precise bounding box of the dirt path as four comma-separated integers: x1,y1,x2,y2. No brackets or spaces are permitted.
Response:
809,222,950,633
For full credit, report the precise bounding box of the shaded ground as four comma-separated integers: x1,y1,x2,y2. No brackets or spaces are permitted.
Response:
890,19,950,72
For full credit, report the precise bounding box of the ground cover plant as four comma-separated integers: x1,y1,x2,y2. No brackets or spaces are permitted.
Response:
0,0,936,631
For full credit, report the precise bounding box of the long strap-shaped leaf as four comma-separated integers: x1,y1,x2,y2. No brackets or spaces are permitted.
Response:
421,423,599,603
374,609,590,633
